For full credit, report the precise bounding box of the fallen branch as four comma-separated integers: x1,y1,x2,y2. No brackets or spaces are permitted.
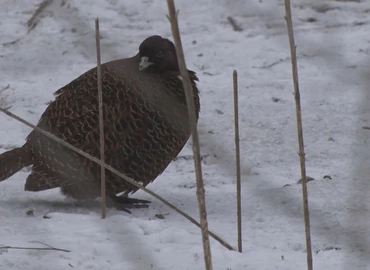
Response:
284,1,313,270
0,107,235,251
167,1,213,269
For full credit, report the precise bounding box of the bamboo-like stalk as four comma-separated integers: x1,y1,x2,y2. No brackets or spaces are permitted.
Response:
0,107,234,252
166,1,212,269
284,1,313,269
233,70,242,253
95,18,106,219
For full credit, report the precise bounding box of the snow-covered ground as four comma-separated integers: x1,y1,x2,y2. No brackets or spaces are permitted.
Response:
1,0,370,269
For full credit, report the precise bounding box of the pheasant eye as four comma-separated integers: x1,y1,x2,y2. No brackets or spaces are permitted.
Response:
156,50,163,57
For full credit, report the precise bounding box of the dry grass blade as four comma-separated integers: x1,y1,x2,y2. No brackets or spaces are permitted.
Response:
95,18,106,219
0,108,235,251
166,1,213,269
233,70,242,253
227,16,243,32
0,246,70,252
0,84,11,110
284,1,313,269
27,0,53,32
1,241,70,253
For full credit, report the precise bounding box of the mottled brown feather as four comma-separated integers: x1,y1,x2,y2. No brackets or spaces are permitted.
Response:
0,36,200,202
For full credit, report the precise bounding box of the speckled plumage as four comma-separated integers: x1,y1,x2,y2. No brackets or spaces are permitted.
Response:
0,36,200,207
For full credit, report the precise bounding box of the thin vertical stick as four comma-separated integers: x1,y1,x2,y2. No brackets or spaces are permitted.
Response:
233,70,242,253
95,18,106,219
166,1,213,269
284,1,313,269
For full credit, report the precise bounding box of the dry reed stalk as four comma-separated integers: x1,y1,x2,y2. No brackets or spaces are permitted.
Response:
95,18,106,219
166,1,212,269
233,70,242,253
284,1,313,269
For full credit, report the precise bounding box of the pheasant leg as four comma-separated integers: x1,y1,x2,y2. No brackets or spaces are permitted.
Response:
108,195,151,213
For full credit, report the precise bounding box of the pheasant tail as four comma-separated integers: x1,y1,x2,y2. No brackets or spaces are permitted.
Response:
0,146,32,181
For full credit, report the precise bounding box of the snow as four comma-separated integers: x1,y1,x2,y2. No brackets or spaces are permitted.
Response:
1,0,370,269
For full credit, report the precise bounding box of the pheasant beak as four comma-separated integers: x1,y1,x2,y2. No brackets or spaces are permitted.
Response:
139,56,153,71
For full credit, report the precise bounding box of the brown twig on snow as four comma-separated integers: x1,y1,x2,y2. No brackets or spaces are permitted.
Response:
0,107,234,251
233,70,242,253
166,1,213,269
94,18,106,219
284,1,313,270
227,16,243,32
0,84,11,110
0,84,10,92
1,241,70,252
27,0,53,32
2,39,21,47
0,246,70,252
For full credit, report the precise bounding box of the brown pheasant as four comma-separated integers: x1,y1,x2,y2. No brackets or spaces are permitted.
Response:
0,35,200,211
